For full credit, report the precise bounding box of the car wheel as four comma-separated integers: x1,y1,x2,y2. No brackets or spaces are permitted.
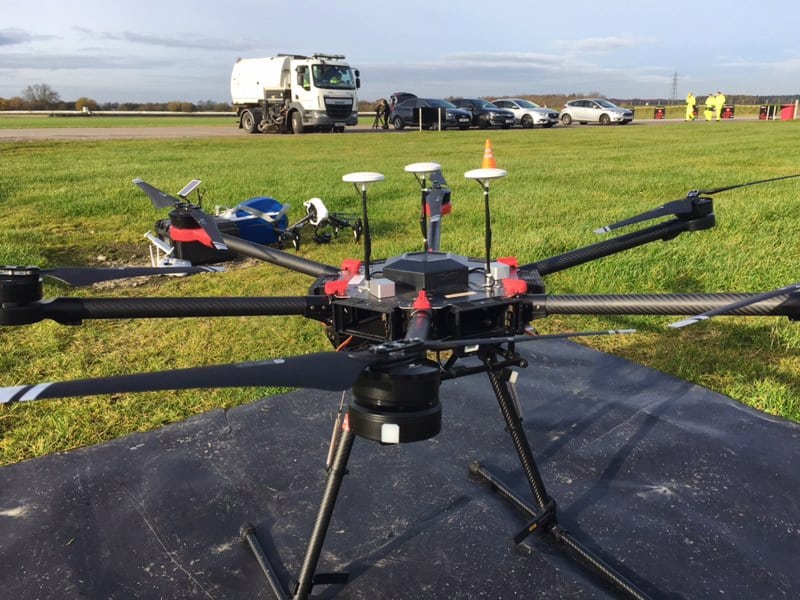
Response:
393,116,405,130
241,110,258,133
599,114,611,125
478,116,489,129
560,113,572,126
521,115,533,129
291,111,304,134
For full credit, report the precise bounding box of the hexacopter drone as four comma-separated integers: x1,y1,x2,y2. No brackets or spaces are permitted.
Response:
1,162,798,600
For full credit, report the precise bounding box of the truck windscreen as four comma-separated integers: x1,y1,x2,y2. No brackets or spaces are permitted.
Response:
312,65,356,90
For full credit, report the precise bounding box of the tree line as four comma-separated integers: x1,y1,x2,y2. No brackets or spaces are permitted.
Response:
2,84,797,113
1,84,232,112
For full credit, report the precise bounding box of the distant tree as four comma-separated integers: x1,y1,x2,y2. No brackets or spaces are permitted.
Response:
167,101,194,112
75,97,99,112
22,83,61,109
2,96,27,110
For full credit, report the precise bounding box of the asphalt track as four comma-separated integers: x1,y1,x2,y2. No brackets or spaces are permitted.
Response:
0,117,758,142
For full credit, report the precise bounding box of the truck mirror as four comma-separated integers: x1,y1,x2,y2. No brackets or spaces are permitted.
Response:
356,77,361,89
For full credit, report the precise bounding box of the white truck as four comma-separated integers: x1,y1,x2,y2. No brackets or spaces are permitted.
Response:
230,53,361,134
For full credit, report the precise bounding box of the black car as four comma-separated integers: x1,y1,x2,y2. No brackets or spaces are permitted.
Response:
451,98,516,129
389,98,472,130
389,91,416,107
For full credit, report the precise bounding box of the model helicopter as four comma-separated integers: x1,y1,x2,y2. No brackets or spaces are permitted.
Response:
136,177,363,267
1,158,799,600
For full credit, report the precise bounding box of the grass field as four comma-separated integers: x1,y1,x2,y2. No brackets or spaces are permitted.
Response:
0,114,234,128
1,119,799,465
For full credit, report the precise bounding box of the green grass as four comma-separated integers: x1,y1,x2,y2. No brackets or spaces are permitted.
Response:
1,121,800,465
0,115,234,128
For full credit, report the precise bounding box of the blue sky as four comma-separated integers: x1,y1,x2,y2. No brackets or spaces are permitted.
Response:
1,0,798,103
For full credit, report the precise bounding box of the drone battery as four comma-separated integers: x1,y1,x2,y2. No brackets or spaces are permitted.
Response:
155,218,239,265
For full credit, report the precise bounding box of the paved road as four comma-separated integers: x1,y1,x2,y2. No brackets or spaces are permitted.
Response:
0,118,759,142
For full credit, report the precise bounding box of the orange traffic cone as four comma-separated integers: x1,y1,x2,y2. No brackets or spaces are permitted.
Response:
482,139,496,168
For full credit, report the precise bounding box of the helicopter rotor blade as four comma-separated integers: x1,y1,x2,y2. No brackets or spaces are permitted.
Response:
42,266,224,286
0,351,374,405
669,283,800,328
132,178,181,209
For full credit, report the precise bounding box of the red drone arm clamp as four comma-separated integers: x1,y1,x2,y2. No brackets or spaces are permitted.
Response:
169,226,214,248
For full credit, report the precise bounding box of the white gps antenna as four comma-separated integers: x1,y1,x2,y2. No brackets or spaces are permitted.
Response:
464,167,508,288
342,172,385,281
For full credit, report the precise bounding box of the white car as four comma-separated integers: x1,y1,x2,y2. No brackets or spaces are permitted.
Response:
559,99,634,125
493,98,560,128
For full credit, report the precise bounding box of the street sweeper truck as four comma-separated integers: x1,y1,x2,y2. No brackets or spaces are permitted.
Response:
231,53,360,134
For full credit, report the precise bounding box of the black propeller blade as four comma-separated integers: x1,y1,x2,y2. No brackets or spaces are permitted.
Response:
0,329,641,404
425,328,637,351
42,266,223,286
0,351,374,405
133,178,181,209
595,173,800,234
187,206,228,251
133,178,228,251
669,282,800,328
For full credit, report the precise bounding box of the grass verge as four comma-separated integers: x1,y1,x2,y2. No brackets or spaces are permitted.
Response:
1,120,799,465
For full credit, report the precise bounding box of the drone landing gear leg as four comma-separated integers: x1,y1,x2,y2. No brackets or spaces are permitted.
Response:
476,354,652,600
242,426,355,600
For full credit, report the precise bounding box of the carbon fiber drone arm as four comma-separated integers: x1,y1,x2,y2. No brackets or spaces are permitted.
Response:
0,295,332,326
528,292,800,320
221,234,339,277
521,213,714,276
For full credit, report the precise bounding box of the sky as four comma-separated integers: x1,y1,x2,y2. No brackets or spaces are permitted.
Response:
1,0,799,104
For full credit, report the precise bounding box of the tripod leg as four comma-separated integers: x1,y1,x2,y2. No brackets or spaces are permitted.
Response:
480,355,652,600
293,426,356,599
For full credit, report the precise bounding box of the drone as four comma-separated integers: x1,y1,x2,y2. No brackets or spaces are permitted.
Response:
1,163,799,600
136,178,363,267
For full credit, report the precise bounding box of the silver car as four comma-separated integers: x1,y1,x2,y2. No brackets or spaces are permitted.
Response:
493,98,559,128
559,99,633,125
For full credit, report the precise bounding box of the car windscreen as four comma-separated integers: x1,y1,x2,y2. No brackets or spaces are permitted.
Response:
515,99,541,108
595,99,618,108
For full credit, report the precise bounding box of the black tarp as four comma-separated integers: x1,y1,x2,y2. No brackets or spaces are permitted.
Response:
1,340,798,599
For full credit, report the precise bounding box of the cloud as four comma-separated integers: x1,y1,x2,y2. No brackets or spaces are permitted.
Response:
73,27,261,52
714,55,800,71
0,28,56,46
0,51,179,71
553,35,657,54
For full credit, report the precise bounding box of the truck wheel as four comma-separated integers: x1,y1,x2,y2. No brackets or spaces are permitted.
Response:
393,116,405,130
241,110,258,133
291,111,304,134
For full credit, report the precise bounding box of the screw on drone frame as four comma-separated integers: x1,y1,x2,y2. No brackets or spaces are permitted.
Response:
465,167,508,288
342,172,384,281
